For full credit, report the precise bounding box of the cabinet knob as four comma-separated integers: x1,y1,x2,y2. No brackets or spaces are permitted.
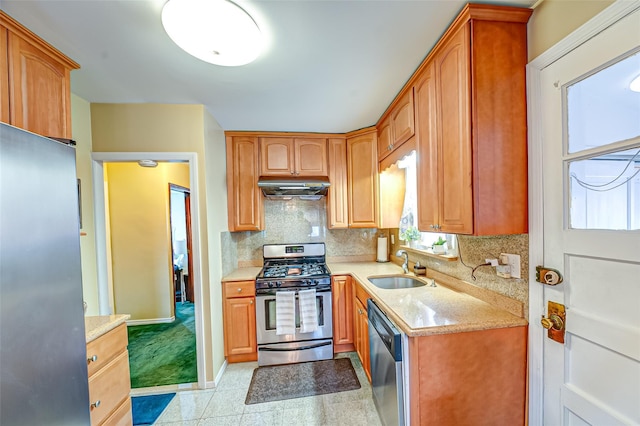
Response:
237,288,242,293
91,400,101,409
250,299,254,305
87,355,98,363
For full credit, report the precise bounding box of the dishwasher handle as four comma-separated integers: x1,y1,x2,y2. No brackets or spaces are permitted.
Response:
368,299,402,362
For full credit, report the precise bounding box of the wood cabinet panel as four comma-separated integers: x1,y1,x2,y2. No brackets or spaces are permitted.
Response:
415,62,440,232
259,137,294,176
347,130,378,228
1,11,79,139
415,5,530,235
1,25,8,124
223,280,257,362
295,138,328,176
226,136,263,231
376,118,392,159
353,297,370,382
86,323,128,377
259,137,328,177
332,275,354,352
87,324,131,426
408,326,527,425
327,138,348,229
435,23,473,234
391,89,415,146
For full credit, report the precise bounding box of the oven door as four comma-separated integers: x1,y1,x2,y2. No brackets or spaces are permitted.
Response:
255,288,333,345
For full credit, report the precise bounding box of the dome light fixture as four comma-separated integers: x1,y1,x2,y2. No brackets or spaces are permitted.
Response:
630,74,640,93
161,0,264,67
138,159,158,168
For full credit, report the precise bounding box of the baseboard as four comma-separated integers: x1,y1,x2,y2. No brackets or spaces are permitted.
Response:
127,316,175,326
213,359,228,387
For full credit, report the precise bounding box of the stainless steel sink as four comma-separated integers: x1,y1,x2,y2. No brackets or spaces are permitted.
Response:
367,275,427,289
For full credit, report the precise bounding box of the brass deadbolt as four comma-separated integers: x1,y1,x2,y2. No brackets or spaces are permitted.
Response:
540,313,564,331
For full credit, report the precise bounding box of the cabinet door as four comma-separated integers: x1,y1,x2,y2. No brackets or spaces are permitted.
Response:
347,131,378,228
332,275,354,352
376,118,393,161
354,297,371,382
415,62,440,232
7,32,72,139
327,138,349,229
391,88,415,147
1,25,8,124
226,136,263,231
224,297,257,357
435,23,473,234
259,137,294,176
294,138,328,176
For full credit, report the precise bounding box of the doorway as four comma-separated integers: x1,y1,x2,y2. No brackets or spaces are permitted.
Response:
91,152,205,390
528,3,640,424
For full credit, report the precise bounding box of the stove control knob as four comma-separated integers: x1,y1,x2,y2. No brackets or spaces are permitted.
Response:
276,281,282,288
267,281,273,289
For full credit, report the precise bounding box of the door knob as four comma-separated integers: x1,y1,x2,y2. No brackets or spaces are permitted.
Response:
540,313,564,331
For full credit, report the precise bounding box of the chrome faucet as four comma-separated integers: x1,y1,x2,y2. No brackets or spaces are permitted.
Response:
396,249,409,274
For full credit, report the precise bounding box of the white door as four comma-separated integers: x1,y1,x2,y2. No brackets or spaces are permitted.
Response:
533,5,640,426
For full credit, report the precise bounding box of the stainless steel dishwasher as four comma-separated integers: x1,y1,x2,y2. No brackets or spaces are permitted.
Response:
368,299,404,426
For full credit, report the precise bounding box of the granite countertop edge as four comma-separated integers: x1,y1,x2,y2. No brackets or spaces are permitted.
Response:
222,262,528,337
85,314,131,343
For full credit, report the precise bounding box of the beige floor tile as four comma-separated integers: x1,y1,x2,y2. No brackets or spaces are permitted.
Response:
240,409,284,426
201,388,247,418
155,390,216,423
198,414,243,425
217,362,258,390
156,421,199,426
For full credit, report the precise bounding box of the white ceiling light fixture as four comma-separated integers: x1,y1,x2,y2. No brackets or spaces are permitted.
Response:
630,74,640,92
161,0,263,67
138,160,158,168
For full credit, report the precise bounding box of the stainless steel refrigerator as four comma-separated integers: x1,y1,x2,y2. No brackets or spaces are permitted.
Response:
0,123,90,425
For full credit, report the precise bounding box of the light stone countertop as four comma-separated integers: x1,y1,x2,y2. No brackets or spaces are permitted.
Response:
85,314,130,343
222,261,527,337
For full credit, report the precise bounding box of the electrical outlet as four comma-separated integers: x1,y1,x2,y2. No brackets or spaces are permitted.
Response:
499,253,521,279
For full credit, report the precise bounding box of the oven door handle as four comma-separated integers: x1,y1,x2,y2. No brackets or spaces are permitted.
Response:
258,341,332,352
256,287,332,297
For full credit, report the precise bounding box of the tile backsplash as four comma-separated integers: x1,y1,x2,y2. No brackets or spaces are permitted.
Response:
220,198,529,317
221,198,379,270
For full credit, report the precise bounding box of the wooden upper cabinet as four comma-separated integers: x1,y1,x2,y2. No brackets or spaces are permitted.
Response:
347,129,378,228
259,137,328,177
377,88,415,161
414,4,531,235
1,25,9,124
226,136,263,231
1,11,79,139
327,138,349,229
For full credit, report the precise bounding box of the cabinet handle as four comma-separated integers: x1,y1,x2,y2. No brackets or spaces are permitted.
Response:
88,355,98,363
290,171,295,175
91,400,101,409
237,288,242,293
250,299,254,305
430,224,435,229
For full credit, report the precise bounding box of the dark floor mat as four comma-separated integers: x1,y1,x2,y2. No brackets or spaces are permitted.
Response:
245,358,361,404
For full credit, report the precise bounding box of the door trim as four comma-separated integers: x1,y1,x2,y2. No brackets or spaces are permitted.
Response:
91,151,206,390
526,1,640,424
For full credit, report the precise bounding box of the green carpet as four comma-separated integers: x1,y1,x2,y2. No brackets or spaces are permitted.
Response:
127,302,197,388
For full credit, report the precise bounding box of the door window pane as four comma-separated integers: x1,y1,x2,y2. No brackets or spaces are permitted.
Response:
566,51,640,154
569,148,640,230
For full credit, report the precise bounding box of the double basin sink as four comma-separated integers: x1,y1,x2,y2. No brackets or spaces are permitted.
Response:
367,275,433,290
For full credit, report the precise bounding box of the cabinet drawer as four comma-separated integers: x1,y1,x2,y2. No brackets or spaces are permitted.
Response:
355,282,372,305
88,350,131,426
86,323,128,377
102,397,132,426
224,281,256,298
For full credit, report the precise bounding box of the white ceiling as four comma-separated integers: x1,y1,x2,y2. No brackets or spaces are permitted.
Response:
2,0,535,133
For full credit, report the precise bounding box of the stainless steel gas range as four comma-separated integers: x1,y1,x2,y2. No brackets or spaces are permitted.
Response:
255,243,333,366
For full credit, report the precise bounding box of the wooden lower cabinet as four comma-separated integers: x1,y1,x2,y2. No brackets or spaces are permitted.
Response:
86,323,132,426
407,325,528,425
332,275,354,353
353,282,372,382
222,280,257,363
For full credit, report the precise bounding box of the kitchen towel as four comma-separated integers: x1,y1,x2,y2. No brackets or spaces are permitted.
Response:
275,291,296,335
298,289,318,333
377,236,389,262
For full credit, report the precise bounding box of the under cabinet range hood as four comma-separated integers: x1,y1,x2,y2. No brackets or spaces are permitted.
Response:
257,177,330,200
